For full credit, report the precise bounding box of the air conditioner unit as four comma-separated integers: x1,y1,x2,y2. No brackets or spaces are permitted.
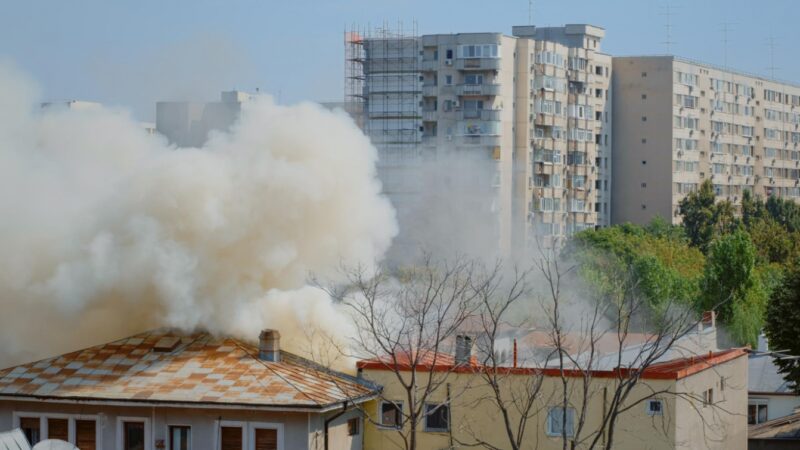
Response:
445,59,453,66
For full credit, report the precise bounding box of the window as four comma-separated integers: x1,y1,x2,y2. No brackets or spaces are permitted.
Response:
124,422,145,450
445,49,453,59
445,75,452,85
347,418,360,436
381,401,403,428
170,426,191,450
546,407,575,437
76,420,97,450
254,428,277,450
48,418,69,441
458,44,499,59
424,404,450,431
702,388,714,407
220,427,243,450
642,93,647,100
19,417,40,445
646,399,664,416
748,404,768,424
464,74,484,85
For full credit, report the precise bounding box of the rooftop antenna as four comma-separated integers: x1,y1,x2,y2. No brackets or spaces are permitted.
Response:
719,21,737,71
528,0,534,26
766,35,780,81
658,2,679,54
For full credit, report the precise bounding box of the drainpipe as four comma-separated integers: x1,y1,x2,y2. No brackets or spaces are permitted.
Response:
324,401,348,450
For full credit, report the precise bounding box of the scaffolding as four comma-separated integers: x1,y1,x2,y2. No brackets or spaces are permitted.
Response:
345,22,421,165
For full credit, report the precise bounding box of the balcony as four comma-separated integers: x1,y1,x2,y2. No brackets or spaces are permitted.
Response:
459,109,502,121
421,60,438,71
458,135,502,146
456,58,501,71
456,83,501,97
422,110,438,122
422,85,438,97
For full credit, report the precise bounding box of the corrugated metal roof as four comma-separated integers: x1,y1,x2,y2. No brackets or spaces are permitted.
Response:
0,330,376,410
0,429,30,450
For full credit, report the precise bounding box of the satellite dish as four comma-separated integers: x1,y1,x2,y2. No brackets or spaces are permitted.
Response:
33,440,78,450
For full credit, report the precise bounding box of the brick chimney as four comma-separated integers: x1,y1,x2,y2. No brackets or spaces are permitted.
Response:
455,335,473,365
259,329,281,362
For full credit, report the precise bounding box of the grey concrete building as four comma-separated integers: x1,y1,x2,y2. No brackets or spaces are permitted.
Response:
156,91,253,148
612,56,800,225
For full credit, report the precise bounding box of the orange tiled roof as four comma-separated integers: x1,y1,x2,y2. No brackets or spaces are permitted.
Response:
0,330,377,410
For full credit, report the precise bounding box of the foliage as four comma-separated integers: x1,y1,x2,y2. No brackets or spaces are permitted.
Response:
700,230,767,346
765,266,800,393
678,180,738,251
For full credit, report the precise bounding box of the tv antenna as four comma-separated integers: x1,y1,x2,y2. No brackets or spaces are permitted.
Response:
658,2,679,54
719,21,738,70
528,0,534,26
766,35,781,80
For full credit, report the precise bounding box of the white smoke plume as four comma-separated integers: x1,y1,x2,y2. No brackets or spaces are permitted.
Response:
0,62,397,366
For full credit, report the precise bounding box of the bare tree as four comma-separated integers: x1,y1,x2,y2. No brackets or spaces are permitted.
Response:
328,255,487,450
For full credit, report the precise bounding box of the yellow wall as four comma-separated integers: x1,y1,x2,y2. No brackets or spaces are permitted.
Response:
361,359,745,450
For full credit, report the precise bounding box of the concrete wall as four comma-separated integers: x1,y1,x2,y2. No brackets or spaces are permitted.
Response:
361,357,747,450
612,56,675,225
0,400,363,450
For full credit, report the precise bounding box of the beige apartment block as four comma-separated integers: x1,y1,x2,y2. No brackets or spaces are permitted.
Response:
613,56,800,225
349,24,612,261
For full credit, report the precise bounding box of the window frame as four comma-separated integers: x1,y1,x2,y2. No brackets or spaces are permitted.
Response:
217,421,246,450
167,424,192,450
116,416,152,450
347,417,360,436
546,406,575,437
423,403,450,432
13,411,100,448
646,399,664,416
378,400,404,429
247,422,284,450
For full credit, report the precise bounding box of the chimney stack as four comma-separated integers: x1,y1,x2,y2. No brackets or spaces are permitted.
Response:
259,329,281,362
701,311,716,330
455,335,473,365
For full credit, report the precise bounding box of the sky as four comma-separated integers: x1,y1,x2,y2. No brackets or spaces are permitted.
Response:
1,0,797,121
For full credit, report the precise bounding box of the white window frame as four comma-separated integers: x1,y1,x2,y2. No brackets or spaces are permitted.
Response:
166,424,192,450
646,399,664,416
248,422,284,450
117,416,152,450
546,406,575,437
13,411,101,447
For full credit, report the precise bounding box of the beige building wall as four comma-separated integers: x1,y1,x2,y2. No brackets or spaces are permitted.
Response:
613,56,800,225
361,357,745,450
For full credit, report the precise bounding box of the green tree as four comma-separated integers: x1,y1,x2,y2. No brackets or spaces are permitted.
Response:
701,230,767,346
765,266,800,393
678,180,736,252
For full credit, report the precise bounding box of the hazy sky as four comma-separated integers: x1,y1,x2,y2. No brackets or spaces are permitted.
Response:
1,0,797,120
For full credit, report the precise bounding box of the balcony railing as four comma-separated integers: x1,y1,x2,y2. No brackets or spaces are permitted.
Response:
422,110,438,122
421,60,438,71
422,85,438,97
456,83,501,96
456,58,502,71
459,109,502,121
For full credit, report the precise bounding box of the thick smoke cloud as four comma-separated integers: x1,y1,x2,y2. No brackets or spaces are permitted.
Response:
0,62,397,366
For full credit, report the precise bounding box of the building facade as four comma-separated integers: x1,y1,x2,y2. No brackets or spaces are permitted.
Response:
613,56,800,225
357,348,748,450
349,24,612,260
156,91,254,148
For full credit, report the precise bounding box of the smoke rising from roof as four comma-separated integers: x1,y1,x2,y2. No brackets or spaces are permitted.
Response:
0,62,397,366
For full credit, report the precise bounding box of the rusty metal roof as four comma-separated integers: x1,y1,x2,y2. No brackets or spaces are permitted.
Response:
0,330,377,410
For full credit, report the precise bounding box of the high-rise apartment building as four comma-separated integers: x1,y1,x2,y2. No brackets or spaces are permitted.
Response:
348,24,612,259
613,56,800,225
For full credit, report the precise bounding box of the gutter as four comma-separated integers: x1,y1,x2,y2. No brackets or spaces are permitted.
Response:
0,392,379,414
324,401,349,450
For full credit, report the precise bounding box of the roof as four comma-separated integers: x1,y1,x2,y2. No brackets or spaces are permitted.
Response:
357,350,479,372
0,330,377,411
358,347,748,381
0,429,30,450
749,354,795,394
749,411,800,440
